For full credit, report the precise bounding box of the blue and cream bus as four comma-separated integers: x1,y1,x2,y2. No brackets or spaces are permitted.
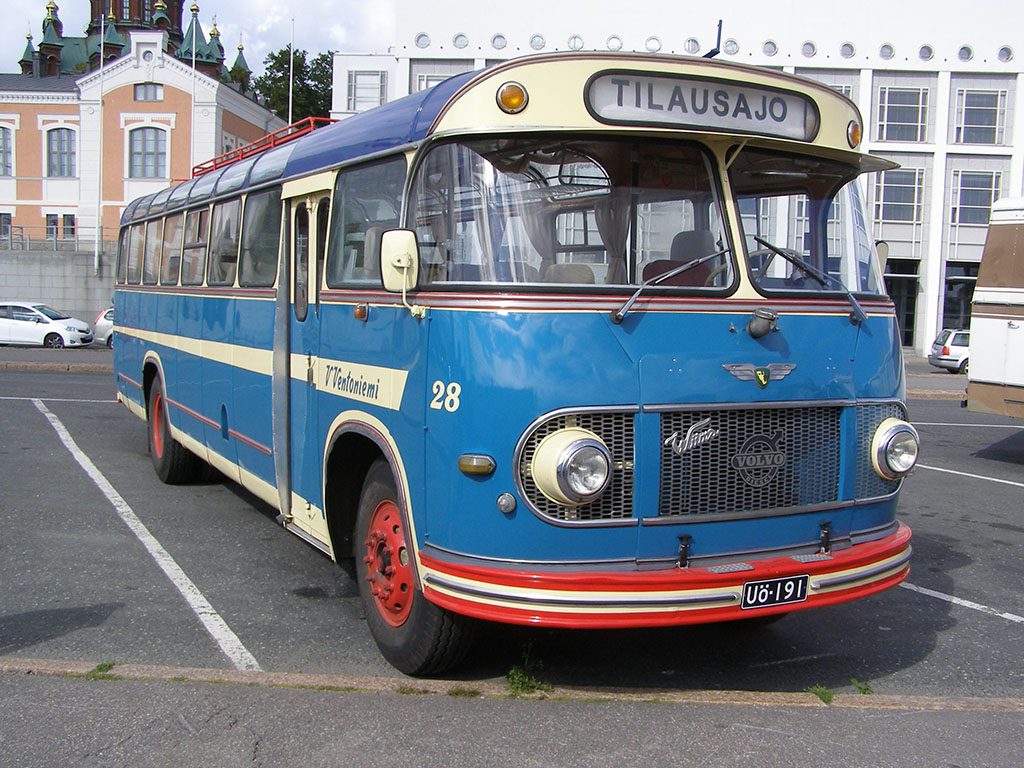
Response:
114,52,919,674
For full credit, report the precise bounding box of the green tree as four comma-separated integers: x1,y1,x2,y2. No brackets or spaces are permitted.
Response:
252,47,334,123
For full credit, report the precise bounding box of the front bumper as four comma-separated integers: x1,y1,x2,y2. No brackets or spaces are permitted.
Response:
419,522,911,628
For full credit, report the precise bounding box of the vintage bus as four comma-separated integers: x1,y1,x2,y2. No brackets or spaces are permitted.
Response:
967,197,1024,418
113,52,919,675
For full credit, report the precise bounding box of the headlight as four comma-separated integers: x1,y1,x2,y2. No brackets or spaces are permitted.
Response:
871,418,920,480
530,428,612,506
64,325,77,332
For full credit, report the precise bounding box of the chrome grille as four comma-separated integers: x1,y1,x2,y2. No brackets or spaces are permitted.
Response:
518,411,635,522
853,402,906,499
659,406,841,517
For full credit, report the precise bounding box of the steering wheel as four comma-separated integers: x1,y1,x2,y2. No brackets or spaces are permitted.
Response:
704,263,729,287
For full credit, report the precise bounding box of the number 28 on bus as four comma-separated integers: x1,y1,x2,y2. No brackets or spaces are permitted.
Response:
113,52,919,675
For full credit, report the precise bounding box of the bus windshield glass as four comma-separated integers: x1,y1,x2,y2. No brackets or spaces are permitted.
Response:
729,147,885,296
410,137,734,290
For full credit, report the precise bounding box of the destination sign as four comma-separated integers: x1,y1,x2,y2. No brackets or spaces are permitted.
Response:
585,72,819,141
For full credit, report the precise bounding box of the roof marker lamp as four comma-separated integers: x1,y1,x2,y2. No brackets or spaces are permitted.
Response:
530,428,612,506
871,418,920,480
497,81,529,114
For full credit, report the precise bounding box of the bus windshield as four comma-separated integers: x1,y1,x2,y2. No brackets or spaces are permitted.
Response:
410,137,734,290
729,147,885,296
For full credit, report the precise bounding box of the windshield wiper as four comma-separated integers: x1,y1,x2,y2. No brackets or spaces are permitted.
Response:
610,248,730,324
752,236,867,325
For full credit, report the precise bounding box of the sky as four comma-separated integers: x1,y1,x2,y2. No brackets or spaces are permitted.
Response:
2,0,396,78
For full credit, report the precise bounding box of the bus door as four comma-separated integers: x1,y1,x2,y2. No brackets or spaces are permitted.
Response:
276,175,333,549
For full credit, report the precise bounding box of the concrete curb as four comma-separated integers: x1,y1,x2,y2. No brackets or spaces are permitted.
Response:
0,362,113,373
2,656,1021,712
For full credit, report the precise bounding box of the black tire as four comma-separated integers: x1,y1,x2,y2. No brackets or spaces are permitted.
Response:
106,333,114,349
43,333,64,349
356,459,474,675
958,359,968,376
147,379,201,484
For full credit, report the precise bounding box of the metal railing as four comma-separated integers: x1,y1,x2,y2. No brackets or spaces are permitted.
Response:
0,225,117,253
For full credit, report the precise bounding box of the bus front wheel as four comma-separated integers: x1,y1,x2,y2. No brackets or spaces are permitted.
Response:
356,459,474,675
147,379,200,484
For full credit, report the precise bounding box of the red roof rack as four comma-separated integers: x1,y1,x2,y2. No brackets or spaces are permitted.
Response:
191,116,336,177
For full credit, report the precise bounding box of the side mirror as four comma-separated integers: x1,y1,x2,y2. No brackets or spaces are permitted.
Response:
380,229,420,293
380,229,426,318
874,240,889,273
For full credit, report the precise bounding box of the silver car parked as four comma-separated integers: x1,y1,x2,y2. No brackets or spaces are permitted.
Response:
927,328,969,374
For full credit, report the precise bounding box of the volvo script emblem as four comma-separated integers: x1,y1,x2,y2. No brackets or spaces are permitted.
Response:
723,363,797,389
664,417,720,456
731,431,786,487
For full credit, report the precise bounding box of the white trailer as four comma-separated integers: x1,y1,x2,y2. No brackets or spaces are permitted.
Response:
967,197,1024,418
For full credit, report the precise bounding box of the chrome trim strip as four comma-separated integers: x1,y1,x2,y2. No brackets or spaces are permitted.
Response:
641,500,855,525
421,543,637,569
809,548,912,590
644,398,854,413
423,573,739,608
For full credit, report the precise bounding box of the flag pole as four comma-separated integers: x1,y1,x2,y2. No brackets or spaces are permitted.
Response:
287,16,294,125
94,2,105,275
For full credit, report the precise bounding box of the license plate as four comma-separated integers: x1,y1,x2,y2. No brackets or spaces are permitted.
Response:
741,575,809,610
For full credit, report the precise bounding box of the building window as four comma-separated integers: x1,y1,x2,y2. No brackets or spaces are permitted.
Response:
942,263,979,330
122,0,130,18
416,73,449,92
0,213,11,238
134,83,164,101
347,71,387,112
0,126,11,176
62,214,76,239
143,0,151,22
954,89,1007,144
950,169,1001,226
877,87,929,142
46,128,76,177
129,126,167,178
45,214,59,238
875,168,925,223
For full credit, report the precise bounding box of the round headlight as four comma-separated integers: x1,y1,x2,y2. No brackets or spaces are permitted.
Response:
871,418,920,480
531,428,612,506
560,441,611,500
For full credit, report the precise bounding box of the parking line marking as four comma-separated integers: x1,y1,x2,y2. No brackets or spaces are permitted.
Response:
917,464,1024,490
0,396,117,403
901,582,1024,625
31,398,262,672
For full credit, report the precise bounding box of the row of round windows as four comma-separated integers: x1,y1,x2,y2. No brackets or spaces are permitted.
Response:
413,32,1014,63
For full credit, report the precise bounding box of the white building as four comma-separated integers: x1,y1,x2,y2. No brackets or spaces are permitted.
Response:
331,0,1023,355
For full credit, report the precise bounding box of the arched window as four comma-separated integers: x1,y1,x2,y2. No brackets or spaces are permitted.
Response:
46,128,76,177
129,126,167,178
0,126,12,176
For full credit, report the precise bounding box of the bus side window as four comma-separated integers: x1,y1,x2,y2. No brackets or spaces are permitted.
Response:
294,202,309,321
325,156,406,286
181,207,209,286
160,213,183,285
207,198,241,286
315,196,330,297
238,187,282,287
126,223,145,284
142,219,163,286
116,228,130,284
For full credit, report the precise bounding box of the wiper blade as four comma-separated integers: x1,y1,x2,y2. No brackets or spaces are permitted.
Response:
610,248,730,324
752,236,867,324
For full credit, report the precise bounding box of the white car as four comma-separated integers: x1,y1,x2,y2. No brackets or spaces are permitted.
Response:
0,301,93,348
93,306,114,348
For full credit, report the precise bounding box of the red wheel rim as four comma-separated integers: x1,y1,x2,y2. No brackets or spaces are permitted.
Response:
151,391,165,459
362,499,414,627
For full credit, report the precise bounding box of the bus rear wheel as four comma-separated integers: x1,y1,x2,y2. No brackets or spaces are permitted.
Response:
147,379,200,484
356,459,474,675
